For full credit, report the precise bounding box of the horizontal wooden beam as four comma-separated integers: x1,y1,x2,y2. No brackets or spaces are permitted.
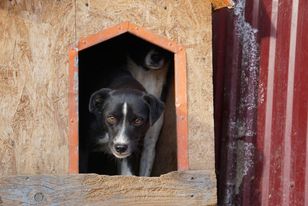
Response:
0,170,216,206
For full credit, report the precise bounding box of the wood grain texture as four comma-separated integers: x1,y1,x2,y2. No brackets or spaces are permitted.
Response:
0,170,216,206
0,1,75,175
0,0,215,179
76,0,215,172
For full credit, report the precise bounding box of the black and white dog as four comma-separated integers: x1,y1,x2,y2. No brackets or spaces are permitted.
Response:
89,70,164,176
126,47,170,176
88,43,170,176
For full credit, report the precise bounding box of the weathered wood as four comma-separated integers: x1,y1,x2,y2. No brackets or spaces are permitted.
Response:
0,0,216,193
0,0,75,175
0,170,216,206
0,2,216,204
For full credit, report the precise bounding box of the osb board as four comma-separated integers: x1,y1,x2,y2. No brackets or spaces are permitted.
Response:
0,170,216,206
0,0,215,176
76,0,215,171
0,1,75,175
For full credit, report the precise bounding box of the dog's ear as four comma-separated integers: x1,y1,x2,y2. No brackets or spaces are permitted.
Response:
143,94,164,125
89,88,111,113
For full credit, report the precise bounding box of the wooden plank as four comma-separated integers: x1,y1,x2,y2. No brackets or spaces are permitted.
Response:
0,170,216,206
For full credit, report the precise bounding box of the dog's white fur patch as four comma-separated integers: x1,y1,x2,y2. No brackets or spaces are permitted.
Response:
114,102,128,145
139,112,164,176
127,53,168,176
127,57,168,97
120,159,133,176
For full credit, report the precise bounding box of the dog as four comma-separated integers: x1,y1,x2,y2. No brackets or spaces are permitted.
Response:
126,46,171,176
88,70,164,175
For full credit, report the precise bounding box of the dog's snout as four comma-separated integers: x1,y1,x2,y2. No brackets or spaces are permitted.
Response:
151,53,162,62
114,144,128,153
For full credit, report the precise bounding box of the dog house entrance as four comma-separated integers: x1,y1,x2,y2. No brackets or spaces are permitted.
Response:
69,22,188,176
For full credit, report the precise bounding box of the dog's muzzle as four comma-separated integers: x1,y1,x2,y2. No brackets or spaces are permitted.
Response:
115,144,128,153
111,143,131,159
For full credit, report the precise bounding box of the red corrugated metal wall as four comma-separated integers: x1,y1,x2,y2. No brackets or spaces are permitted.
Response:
213,0,308,205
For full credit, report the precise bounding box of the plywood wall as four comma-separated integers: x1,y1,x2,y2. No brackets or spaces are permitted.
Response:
0,1,75,175
0,0,214,175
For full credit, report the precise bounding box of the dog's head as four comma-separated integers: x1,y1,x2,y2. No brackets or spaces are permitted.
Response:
89,88,164,159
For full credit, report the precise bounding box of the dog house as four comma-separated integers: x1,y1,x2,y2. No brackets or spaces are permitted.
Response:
0,1,218,205
68,22,188,175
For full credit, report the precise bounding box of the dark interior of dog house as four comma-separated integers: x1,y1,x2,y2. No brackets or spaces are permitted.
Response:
78,33,177,176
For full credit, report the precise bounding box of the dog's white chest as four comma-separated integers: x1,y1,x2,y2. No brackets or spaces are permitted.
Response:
127,57,168,98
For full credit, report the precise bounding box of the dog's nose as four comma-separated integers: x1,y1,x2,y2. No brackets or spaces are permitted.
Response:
114,144,128,153
151,53,162,62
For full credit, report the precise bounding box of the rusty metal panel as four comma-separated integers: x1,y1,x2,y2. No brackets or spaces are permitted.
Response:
213,0,259,204
257,0,308,205
213,0,308,205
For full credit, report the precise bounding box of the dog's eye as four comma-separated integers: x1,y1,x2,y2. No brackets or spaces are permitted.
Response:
133,117,144,126
106,115,117,125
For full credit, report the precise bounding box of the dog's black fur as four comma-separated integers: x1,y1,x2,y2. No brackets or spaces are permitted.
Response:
88,70,164,175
